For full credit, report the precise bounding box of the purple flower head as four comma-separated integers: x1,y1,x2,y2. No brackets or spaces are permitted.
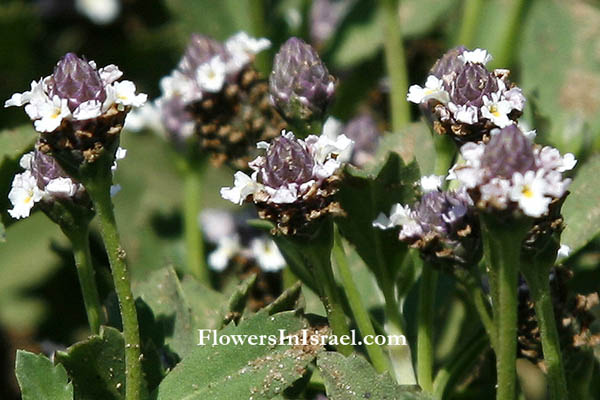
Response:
31,149,74,191
262,135,315,188
449,62,498,109
344,113,380,166
48,53,107,112
269,37,336,122
481,125,536,179
309,0,352,47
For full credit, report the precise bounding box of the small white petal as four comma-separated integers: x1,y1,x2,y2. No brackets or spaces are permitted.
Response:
459,48,493,65
208,235,241,271
8,171,43,219
73,100,102,120
75,0,120,25
220,171,260,205
45,177,79,198
98,64,123,85
556,244,571,261
111,80,147,109
196,56,227,93
250,238,285,272
420,175,443,193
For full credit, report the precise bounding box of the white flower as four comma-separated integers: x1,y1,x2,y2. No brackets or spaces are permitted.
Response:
420,175,443,193
208,235,241,271
250,238,285,272
503,87,526,112
225,32,271,73
19,152,34,171
98,64,123,85
509,170,551,217
306,132,353,165
556,244,571,262
537,147,577,172
480,178,511,209
33,96,71,133
372,203,414,229
124,102,163,132
448,102,478,124
45,177,80,198
407,75,450,104
109,80,147,110
481,93,513,128
73,100,103,120
458,48,492,65
220,171,261,205
196,56,227,93
8,171,44,219
75,0,121,25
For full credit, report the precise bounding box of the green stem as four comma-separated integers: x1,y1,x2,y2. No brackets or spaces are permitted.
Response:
69,230,105,335
332,227,389,372
381,0,410,132
456,268,497,350
522,270,568,399
183,164,209,284
456,0,484,47
86,175,143,400
416,260,437,393
309,248,353,356
489,0,526,69
432,331,489,399
481,215,530,400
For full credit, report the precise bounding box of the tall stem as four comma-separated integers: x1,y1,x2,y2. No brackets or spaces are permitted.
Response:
69,230,105,335
309,248,353,356
481,215,529,400
183,164,209,284
522,269,568,399
459,270,497,350
332,227,389,372
86,174,143,400
456,0,484,47
416,259,437,393
381,0,411,132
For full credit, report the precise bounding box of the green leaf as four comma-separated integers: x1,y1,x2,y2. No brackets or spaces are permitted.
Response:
15,350,73,400
262,280,303,316
376,123,436,176
220,274,257,327
54,326,126,400
561,154,600,253
134,267,225,358
317,352,428,400
336,152,420,284
154,310,321,400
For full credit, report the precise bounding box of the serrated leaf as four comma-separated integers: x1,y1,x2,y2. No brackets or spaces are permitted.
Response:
154,310,321,400
317,352,428,400
336,152,420,285
55,326,126,400
561,154,600,253
15,350,73,400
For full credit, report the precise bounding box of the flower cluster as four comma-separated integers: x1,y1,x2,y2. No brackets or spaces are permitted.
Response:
8,147,126,220
451,125,576,218
5,53,145,162
373,178,480,266
157,32,284,168
221,130,353,235
269,37,336,125
408,47,526,144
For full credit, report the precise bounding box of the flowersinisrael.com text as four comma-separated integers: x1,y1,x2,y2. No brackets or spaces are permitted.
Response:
197,329,407,347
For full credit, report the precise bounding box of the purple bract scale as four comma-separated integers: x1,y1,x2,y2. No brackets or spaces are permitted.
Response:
263,135,315,187
49,53,107,112
450,63,498,108
480,124,536,179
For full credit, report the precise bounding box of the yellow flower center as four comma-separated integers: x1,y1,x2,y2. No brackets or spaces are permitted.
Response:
490,104,500,117
522,185,534,198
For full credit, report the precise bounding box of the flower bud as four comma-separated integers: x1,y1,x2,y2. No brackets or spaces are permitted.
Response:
31,149,73,191
269,37,336,123
449,63,498,108
262,135,315,187
49,52,107,112
481,125,536,179
344,113,380,166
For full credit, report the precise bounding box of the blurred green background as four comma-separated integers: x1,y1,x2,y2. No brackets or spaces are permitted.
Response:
1,0,599,399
